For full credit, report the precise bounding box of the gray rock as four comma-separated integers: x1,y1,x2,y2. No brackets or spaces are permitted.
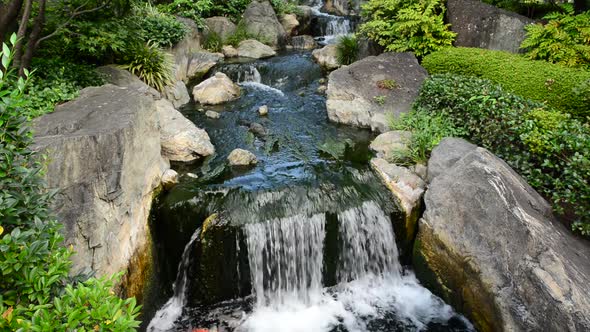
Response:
204,16,237,43
295,6,313,35
192,72,241,105
243,1,287,49
415,142,590,331
357,37,384,61
228,148,258,166
172,51,223,83
168,18,208,82
369,130,412,161
370,158,425,250
222,45,239,58
161,169,179,189
163,80,190,108
316,85,327,94
205,110,220,119
322,0,351,15
312,44,340,70
97,65,161,99
280,14,299,36
237,39,277,59
326,52,428,131
258,105,269,116
32,84,168,285
447,0,535,53
427,137,477,183
157,99,215,162
291,35,317,50
249,122,268,138
370,113,389,133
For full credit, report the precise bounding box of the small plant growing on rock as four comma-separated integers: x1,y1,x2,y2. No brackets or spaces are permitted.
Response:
377,79,399,90
374,95,387,105
336,35,359,66
120,42,175,91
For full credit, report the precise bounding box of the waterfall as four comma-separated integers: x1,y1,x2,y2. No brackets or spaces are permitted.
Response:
147,228,201,332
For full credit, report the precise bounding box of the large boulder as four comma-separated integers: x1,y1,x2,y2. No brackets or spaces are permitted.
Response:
242,0,287,49
192,72,241,105
32,85,168,298
295,5,313,35
204,16,237,43
163,80,190,108
311,44,340,70
183,52,224,83
447,0,535,53
414,138,590,331
97,65,160,99
237,39,277,59
326,52,428,131
157,99,215,162
291,35,317,50
280,14,300,36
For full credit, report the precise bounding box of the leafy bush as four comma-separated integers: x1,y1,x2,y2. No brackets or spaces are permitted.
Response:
359,0,456,57
209,0,252,21
120,42,174,91
389,110,465,164
414,74,590,235
421,47,590,118
336,35,359,65
203,31,223,52
270,0,300,16
226,22,254,47
136,3,189,48
159,0,213,26
521,5,590,69
482,0,559,18
0,36,141,331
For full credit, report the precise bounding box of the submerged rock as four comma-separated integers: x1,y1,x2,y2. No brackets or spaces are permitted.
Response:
249,122,268,138
447,0,534,53
414,138,590,331
205,110,220,119
192,72,241,105
326,52,428,131
237,39,277,59
157,99,215,162
228,148,258,166
243,0,287,49
32,84,168,287
312,44,340,70
258,105,269,116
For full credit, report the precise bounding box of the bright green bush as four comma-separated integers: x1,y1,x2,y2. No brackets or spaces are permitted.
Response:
421,47,590,118
413,74,590,235
120,42,174,91
359,0,456,57
336,35,359,66
159,0,213,26
136,4,189,48
0,36,141,331
270,0,300,16
521,5,590,69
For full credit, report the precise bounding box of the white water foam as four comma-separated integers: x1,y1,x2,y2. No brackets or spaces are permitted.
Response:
147,228,201,332
240,82,285,96
239,201,466,332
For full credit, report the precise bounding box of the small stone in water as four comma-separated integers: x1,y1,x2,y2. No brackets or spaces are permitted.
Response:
205,110,220,119
258,105,269,116
318,78,326,84
187,173,199,179
316,85,327,94
198,108,205,112
298,91,305,97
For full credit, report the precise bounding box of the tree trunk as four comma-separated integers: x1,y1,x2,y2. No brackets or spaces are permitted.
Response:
19,0,45,75
0,0,24,46
12,0,33,70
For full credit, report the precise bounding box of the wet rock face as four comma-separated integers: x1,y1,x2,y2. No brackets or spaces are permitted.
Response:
447,0,534,53
33,84,168,279
326,52,428,131
192,72,241,105
242,0,287,49
414,138,590,332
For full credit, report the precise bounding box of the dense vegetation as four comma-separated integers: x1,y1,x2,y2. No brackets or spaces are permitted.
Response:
392,74,590,235
0,37,141,330
422,47,590,118
359,0,456,57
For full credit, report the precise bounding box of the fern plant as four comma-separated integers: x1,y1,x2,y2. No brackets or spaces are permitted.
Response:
359,0,456,57
336,34,359,65
521,5,590,69
120,42,174,91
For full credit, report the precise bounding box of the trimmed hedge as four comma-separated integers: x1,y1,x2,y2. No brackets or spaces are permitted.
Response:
421,47,590,118
414,74,590,235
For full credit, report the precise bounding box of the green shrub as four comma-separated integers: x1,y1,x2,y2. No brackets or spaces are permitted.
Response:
0,35,141,331
120,42,174,91
421,47,590,118
414,74,590,235
389,110,466,164
203,31,223,52
209,0,252,21
270,0,300,16
226,22,253,47
521,5,590,69
359,0,456,57
336,35,359,65
159,0,213,26
136,3,189,48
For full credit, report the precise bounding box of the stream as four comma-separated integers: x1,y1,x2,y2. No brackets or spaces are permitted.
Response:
141,3,475,332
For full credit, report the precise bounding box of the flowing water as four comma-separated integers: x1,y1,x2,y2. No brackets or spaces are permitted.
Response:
143,3,475,331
